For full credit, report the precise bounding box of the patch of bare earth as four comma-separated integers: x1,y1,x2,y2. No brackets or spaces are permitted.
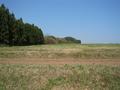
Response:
0,58,120,65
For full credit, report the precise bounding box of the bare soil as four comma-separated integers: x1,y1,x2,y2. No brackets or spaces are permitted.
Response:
0,58,120,65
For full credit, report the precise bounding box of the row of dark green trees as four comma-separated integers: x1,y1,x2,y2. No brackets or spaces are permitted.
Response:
0,4,44,46
0,4,81,46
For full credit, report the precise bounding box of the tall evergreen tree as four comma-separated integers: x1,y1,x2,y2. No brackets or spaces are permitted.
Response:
0,4,9,44
0,4,44,46
8,13,16,45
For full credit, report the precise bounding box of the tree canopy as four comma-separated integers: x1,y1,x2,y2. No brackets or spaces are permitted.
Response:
0,4,44,46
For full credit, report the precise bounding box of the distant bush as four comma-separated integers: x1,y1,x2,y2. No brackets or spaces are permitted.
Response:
44,35,81,44
44,36,58,44
64,37,81,44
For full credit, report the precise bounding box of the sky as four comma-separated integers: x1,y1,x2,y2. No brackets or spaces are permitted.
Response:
0,0,120,43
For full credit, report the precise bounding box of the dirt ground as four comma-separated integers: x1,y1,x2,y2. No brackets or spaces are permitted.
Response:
0,58,120,65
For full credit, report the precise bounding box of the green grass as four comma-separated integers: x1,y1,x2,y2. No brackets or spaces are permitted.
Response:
0,44,120,59
0,64,120,90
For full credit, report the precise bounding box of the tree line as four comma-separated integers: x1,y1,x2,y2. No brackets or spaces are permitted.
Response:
0,4,81,46
0,4,44,46
44,35,81,44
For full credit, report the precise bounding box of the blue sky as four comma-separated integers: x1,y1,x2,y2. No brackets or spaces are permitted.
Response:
0,0,120,43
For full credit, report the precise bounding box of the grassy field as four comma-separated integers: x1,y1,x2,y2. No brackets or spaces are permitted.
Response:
0,44,120,59
0,44,120,90
0,64,120,90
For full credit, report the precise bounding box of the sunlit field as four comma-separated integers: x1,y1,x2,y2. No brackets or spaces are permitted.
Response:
0,44,120,59
0,64,120,90
0,44,120,90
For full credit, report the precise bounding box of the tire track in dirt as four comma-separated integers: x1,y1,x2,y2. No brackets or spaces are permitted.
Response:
0,58,120,65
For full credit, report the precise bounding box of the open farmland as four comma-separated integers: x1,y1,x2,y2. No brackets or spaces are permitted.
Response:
0,44,120,59
0,44,120,90
0,64,120,90
0,44,120,64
